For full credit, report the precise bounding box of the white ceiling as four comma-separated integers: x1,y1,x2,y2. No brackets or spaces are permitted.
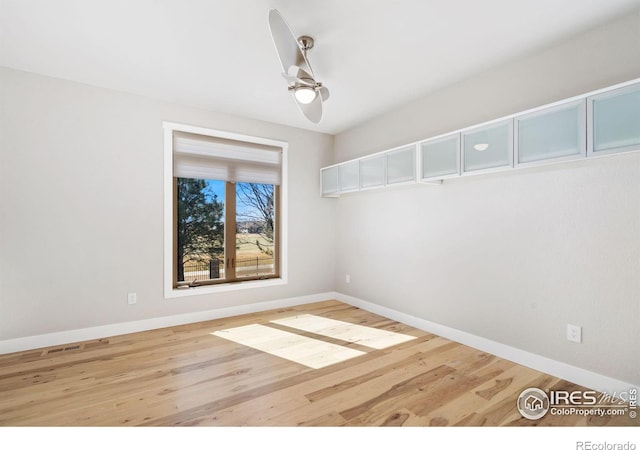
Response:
1,0,638,135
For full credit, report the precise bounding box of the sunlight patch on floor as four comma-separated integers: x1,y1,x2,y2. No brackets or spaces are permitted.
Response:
271,314,416,349
212,324,365,369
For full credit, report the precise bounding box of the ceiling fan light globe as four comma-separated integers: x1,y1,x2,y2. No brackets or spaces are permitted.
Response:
294,86,316,104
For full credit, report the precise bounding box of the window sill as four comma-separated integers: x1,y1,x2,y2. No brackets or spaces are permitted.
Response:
164,277,287,299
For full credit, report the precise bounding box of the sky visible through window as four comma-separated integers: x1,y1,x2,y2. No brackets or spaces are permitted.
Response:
204,179,264,218
204,179,225,203
202,180,227,220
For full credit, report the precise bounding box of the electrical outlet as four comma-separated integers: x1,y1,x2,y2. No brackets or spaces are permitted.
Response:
345,274,351,284
567,324,581,343
127,293,137,305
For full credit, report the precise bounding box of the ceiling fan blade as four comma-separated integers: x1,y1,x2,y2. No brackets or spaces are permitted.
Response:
294,92,322,124
318,85,330,101
268,9,314,78
283,65,315,85
287,65,314,80
282,72,314,86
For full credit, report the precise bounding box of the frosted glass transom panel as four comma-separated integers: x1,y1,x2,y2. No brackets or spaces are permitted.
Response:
386,146,415,184
359,155,385,189
590,84,640,155
339,161,359,192
463,121,512,173
517,100,585,165
321,166,339,196
421,135,459,179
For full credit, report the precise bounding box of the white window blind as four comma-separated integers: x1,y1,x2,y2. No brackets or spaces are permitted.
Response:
173,131,282,185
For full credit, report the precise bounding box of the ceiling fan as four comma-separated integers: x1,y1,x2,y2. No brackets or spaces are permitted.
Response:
268,9,330,124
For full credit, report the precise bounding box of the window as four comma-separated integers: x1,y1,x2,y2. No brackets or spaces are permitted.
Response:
164,123,287,297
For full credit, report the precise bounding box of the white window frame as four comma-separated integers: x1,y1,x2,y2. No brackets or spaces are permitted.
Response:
514,98,586,168
163,121,288,299
385,144,417,186
461,118,514,176
419,132,461,181
587,82,640,158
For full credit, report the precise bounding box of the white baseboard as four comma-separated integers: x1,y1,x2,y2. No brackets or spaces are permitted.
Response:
3,290,637,398
334,292,639,397
0,292,332,355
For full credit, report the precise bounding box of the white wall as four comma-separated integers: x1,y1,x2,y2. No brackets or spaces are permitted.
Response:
333,10,640,385
0,67,335,340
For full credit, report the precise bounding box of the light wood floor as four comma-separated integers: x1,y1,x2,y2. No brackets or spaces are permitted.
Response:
0,300,636,426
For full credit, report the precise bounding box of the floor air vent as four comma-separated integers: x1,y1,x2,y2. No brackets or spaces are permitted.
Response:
46,345,81,354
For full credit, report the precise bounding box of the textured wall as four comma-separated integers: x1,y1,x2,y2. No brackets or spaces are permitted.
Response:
332,10,640,384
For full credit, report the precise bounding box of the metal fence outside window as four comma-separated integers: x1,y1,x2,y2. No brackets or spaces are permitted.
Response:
182,257,274,282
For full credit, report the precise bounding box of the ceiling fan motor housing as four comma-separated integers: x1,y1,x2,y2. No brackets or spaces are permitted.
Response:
297,35,314,52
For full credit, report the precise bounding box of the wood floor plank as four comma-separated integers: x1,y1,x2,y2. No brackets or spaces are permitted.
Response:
0,300,635,427
419,362,541,426
303,337,451,403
